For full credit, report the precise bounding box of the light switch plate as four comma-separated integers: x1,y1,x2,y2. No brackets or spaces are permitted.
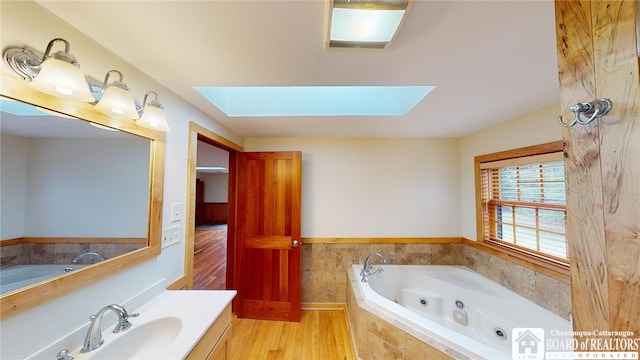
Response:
171,203,182,222
161,225,181,248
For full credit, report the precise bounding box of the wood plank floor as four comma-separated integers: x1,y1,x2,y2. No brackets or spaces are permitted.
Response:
194,225,356,359
194,225,227,290
229,310,355,360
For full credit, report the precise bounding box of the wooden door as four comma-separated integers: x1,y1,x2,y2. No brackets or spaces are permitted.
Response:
555,0,639,336
195,179,205,226
235,151,302,321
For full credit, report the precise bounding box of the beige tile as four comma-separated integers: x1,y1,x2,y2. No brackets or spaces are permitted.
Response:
334,244,359,267
335,282,347,303
0,244,24,268
404,333,453,360
26,243,55,264
500,262,536,301
431,244,463,265
367,334,404,360
534,272,570,318
303,270,336,302
367,314,404,347
301,243,313,271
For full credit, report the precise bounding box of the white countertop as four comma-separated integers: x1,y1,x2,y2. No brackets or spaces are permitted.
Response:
67,290,236,359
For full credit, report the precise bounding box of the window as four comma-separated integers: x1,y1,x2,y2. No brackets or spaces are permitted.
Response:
475,141,568,264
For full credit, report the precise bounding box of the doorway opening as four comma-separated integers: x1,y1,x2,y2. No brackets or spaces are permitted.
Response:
184,122,242,292
193,140,229,290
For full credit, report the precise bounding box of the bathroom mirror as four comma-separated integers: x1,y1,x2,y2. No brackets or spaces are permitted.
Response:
0,73,164,319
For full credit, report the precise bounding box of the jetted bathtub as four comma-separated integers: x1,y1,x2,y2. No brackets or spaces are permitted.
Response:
350,264,571,359
1,264,87,295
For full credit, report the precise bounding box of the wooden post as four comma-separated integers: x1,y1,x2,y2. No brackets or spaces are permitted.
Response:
555,0,640,337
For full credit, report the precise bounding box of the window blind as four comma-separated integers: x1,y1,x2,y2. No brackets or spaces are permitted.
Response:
480,152,568,260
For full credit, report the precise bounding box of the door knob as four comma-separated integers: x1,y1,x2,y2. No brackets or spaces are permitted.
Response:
290,240,299,248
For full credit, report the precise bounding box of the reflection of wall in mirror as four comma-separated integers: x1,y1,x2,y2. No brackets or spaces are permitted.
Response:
0,133,150,267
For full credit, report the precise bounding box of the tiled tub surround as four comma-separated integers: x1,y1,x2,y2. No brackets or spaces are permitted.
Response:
301,242,462,304
462,245,572,320
301,239,571,320
0,241,145,268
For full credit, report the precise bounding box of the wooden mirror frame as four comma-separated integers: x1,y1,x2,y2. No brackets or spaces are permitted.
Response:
0,72,165,319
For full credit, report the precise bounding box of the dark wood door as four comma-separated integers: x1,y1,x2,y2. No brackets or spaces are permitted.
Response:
235,151,302,321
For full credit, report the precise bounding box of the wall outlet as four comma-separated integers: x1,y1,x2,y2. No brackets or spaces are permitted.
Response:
171,203,182,222
162,225,181,248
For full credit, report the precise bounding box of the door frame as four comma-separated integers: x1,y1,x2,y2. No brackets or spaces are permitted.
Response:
183,122,243,290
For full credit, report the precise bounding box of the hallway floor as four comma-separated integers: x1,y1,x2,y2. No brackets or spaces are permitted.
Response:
194,225,227,290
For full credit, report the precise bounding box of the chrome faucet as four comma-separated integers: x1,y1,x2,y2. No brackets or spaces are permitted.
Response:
81,304,138,353
72,251,106,264
361,253,387,282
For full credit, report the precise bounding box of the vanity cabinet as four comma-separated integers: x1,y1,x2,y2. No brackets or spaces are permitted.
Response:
186,304,232,360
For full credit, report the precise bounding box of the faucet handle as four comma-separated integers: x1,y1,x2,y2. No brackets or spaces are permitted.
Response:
56,349,74,360
113,320,133,333
112,305,138,333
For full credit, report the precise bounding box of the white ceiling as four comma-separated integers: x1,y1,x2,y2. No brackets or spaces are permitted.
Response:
37,0,560,138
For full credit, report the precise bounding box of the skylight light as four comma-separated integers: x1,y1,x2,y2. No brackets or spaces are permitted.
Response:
194,86,434,117
330,8,405,42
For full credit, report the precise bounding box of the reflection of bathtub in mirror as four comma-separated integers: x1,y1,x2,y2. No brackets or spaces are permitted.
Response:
0,97,151,294
1,264,89,295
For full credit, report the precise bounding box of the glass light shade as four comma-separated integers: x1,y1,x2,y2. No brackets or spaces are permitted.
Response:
95,83,139,120
330,8,405,42
28,57,95,102
138,103,169,131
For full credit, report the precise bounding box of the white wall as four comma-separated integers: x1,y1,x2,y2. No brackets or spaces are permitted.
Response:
197,173,229,202
458,103,562,240
196,141,229,168
23,137,149,237
244,138,461,237
0,134,29,239
0,2,243,358
1,135,149,239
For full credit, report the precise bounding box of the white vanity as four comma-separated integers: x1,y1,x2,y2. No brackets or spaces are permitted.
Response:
69,290,236,360
26,289,236,360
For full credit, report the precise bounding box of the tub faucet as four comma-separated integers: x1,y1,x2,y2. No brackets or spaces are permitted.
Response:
72,251,106,264
361,253,386,282
81,304,138,353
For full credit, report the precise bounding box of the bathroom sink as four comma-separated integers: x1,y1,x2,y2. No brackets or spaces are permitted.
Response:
44,291,236,360
72,316,183,359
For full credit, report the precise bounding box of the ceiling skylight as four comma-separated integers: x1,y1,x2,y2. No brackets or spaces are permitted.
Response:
194,86,434,117
0,98,49,116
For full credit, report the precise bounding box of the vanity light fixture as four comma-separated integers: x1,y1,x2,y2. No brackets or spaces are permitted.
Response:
138,91,170,131
94,70,139,120
4,39,170,131
326,0,412,49
7,38,95,102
